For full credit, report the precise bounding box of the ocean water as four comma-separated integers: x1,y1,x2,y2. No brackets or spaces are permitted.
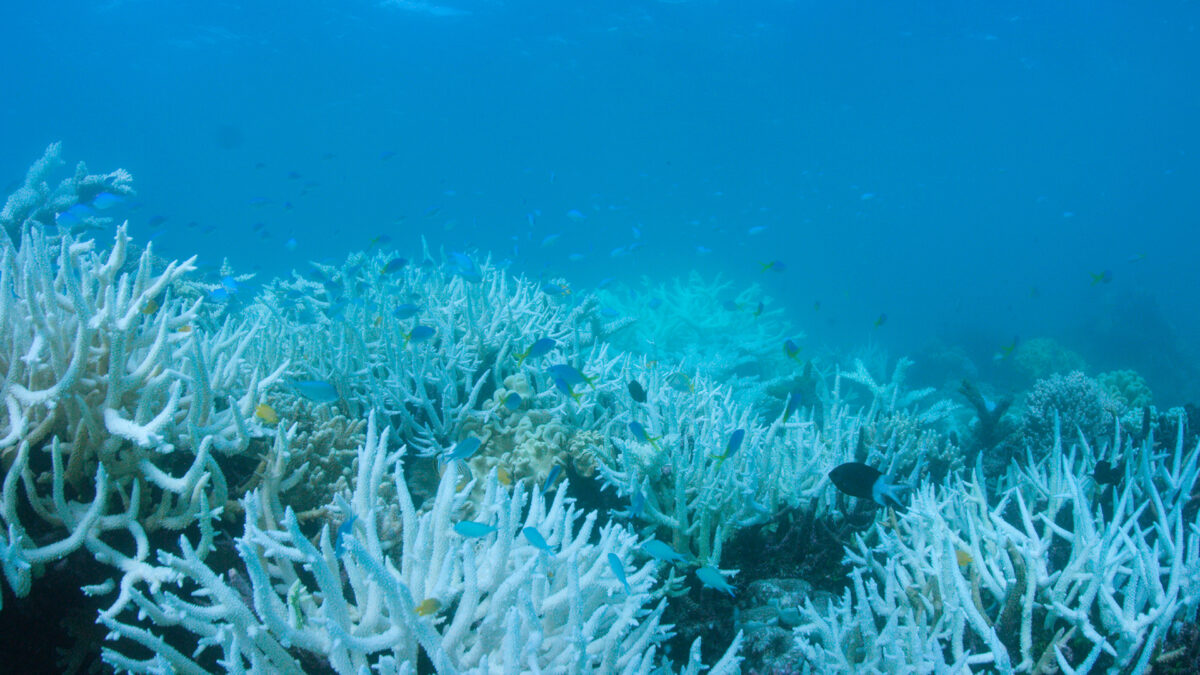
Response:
4,0,1199,402
3,2,1200,670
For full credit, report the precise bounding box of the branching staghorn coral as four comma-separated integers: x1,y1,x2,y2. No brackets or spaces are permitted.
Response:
245,248,630,458
590,353,955,581
793,422,1200,674
0,142,135,246
100,412,745,674
0,219,286,609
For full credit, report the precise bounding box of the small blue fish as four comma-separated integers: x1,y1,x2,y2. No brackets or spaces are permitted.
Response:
393,303,421,320
641,540,685,564
454,521,497,538
55,210,82,227
407,325,436,344
783,339,801,361
541,282,571,297
517,338,556,365
67,203,95,220
547,364,594,389
447,252,482,283
629,487,645,518
220,276,239,294
443,437,482,462
91,192,124,209
552,376,579,401
207,288,230,303
501,392,522,411
711,429,745,464
381,257,408,275
629,422,661,452
293,380,339,404
666,372,692,393
335,515,357,557
608,553,631,594
566,209,587,221
541,464,562,495
783,391,803,423
696,566,735,596
522,527,554,555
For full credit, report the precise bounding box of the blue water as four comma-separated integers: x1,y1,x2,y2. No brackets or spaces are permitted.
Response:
4,0,1198,401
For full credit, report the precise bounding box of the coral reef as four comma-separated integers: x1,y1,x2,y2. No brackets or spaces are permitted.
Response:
1017,370,1122,456
101,413,745,673
1097,368,1154,410
1012,336,1088,383
3,147,1199,674
793,424,1200,673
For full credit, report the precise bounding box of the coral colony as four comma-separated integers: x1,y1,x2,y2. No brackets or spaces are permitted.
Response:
2,144,1199,673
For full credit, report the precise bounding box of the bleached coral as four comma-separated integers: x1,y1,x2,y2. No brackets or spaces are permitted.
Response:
100,413,744,674
793,423,1200,673
0,142,135,245
0,216,285,609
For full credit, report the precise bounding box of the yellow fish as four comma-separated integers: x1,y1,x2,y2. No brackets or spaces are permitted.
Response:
414,598,442,616
141,298,159,315
956,549,973,566
497,466,512,486
177,325,192,333
255,403,279,425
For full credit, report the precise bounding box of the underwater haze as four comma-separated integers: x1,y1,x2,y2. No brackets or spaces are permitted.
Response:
3,0,1199,402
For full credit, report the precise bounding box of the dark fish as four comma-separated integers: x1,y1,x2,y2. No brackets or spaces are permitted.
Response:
147,215,169,228
628,380,647,403
1094,460,1123,486
828,462,908,511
